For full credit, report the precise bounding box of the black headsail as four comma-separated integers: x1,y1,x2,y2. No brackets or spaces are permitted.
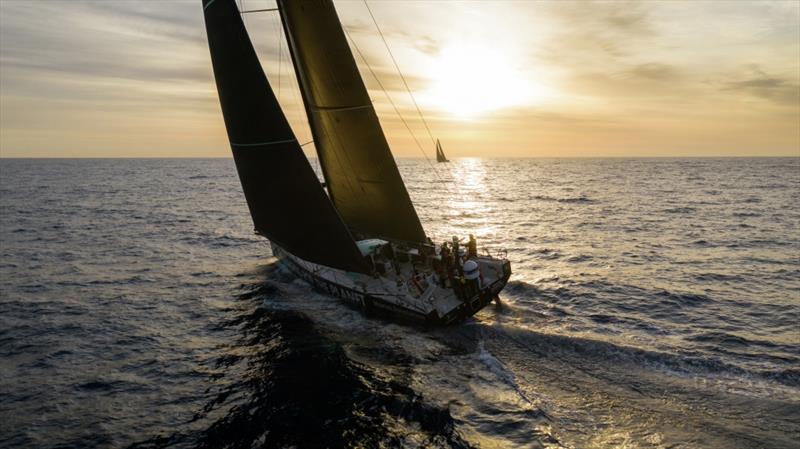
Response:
277,0,427,244
202,0,368,273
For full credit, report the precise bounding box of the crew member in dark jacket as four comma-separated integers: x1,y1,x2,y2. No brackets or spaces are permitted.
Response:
441,242,452,287
467,234,477,259
452,237,463,275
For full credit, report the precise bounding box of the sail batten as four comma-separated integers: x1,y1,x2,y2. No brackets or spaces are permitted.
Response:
202,0,368,273
230,139,297,147
311,104,372,112
278,0,427,243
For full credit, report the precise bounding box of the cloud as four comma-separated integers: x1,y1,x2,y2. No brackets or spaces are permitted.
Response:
561,63,687,102
0,1,214,94
603,7,653,36
0,0,227,156
342,10,441,56
342,27,432,94
722,66,800,106
538,0,656,63
0,0,797,157
626,63,680,81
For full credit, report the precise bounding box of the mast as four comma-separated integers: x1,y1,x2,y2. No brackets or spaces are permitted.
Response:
277,0,427,244
202,0,368,273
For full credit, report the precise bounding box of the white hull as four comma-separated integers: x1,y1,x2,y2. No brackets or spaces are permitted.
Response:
271,242,511,325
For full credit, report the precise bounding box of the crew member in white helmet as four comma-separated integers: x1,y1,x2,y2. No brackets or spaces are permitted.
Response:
463,259,481,297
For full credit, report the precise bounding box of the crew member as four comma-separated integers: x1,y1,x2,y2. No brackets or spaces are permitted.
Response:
458,275,467,300
440,242,450,262
440,242,452,287
463,259,481,298
452,236,463,275
467,234,477,259
411,269,424,294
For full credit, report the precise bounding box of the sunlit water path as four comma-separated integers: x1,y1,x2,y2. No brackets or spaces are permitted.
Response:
1,158,798,448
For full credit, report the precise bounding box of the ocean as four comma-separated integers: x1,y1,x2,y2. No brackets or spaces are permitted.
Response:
1,157,798,448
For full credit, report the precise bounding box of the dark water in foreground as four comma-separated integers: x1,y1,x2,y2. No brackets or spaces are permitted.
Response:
1,158,798,448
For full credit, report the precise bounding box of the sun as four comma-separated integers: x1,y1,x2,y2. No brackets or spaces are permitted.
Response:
419,43,538,119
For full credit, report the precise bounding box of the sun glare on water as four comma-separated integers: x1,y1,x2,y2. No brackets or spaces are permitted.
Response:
420,43,540,119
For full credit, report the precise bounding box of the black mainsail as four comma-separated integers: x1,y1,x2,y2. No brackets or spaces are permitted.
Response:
277,0,427,244
202,0,368,273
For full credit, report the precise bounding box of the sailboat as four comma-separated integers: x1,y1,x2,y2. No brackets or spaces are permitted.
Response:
435,139,449,163
201,0,511,325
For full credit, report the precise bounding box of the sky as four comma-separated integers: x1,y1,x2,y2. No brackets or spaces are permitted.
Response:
0,0,798,158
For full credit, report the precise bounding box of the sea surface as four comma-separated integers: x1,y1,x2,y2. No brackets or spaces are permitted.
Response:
1,157,798,449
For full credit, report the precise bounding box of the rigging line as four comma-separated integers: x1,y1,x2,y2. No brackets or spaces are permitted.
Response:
241,8,278,14
363,0,437,147
344,29,445,185
276,15,317,172
277,9,281,101
279,22,313,148
360,2,456,189
268,8,303,144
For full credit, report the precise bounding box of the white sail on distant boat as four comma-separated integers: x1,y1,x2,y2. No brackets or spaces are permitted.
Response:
201,0,510,325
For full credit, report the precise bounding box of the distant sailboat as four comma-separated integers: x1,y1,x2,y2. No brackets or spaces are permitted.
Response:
201,0,510,325
435,139,449,163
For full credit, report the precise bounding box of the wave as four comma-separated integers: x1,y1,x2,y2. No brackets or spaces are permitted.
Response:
654,289,712,306
490,279,800,394
506,278,713,306
530,194,595,204
696,273,745,282
685,331,800,357
486,324,800,390
662,207,696,214
178,233,261,248
528,248,562,259
129,291,472,449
